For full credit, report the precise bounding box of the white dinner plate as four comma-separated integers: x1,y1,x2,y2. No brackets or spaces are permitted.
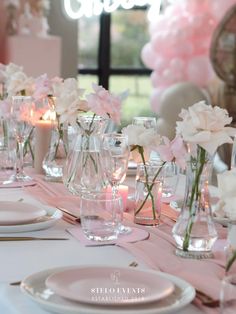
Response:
45,266,174,305
20,266,195,314
0,206,62,233
0,201,46,225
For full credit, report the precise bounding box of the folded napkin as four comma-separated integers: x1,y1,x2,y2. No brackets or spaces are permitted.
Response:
67,226,149,247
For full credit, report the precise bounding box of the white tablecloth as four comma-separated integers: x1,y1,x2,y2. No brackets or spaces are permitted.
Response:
0,186,203,314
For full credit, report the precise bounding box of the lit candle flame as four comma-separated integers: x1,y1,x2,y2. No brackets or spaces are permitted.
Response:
42,109,56,121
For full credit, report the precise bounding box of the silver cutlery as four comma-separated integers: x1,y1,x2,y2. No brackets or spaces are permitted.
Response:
56,206,80,223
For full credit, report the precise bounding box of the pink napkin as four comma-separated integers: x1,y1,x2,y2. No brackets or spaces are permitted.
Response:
24,175,81,214
67,226,149,246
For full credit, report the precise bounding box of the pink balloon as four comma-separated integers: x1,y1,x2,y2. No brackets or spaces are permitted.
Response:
173,42,194,57
193,37,211,55
193,13,216,37
170,58,185,71
154,57,169,72
141,43,157,69
209,0,236,21
150,71,162,88
149,15,168,34
181,0,209,15
151,31,170,53
187,56,215,87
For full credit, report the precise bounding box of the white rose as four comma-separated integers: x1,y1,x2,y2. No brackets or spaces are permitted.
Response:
6,72,34,96
122,124,161,148
54,78,88,125
5,63,23,80
176,101,236,155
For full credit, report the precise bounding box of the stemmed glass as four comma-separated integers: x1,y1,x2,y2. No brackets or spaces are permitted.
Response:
5,96,34,183
102,133,131,234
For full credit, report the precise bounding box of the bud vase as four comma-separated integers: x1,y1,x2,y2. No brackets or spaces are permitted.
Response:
63,115,108,195
172,146,218,259
134,163,163,226
42,123,68,182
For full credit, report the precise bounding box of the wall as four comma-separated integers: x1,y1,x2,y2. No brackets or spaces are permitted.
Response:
48,0,78,78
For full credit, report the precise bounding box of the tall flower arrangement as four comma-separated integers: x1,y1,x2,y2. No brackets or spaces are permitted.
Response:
174,101,236,253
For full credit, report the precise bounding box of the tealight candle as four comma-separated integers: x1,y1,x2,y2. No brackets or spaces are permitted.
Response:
106,185,129,210
119,185,129,210
34,120,53,174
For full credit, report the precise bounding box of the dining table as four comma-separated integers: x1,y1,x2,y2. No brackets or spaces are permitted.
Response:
0,170,227,314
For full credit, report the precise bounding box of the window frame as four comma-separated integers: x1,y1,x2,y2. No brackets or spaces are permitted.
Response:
78,6,152,90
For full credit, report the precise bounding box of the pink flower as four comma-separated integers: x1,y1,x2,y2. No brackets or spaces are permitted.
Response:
33,74,62,101
86,83,123,124
156,135,187,169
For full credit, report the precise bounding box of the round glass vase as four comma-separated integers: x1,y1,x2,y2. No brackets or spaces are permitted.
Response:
172,146,218,259
42,123,68,182
63,115,108,196
134,163,163,226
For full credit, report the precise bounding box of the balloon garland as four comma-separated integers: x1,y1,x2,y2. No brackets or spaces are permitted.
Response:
141,0,236,113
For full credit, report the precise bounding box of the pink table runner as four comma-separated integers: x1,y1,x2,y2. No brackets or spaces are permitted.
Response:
24,175,230,313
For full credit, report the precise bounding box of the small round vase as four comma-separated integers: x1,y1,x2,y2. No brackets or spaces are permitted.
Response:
134,163,163,226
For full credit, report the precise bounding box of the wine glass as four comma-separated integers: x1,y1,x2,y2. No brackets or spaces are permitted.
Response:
5,96,34,183
102,133,131,234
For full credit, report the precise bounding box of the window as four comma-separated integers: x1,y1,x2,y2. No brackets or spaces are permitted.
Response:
78,7,152,127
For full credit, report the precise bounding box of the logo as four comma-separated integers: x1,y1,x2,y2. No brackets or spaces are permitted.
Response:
90,269,146,303
110,270,120,285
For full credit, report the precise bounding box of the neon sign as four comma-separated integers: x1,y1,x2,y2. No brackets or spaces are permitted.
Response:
63,0,158,19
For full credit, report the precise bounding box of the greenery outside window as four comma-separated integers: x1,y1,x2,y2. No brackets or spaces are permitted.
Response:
78,7,153,127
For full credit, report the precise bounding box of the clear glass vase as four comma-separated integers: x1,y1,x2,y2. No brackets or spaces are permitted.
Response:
134,163,163,226
172,145,218,259
63,115,108,195
42,123,68,182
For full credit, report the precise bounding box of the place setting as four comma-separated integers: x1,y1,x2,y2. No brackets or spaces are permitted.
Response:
0,200,62,233
19,264,196,314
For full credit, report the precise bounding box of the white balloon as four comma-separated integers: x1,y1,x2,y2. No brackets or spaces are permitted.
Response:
156,118,176,140
158,82,209,123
